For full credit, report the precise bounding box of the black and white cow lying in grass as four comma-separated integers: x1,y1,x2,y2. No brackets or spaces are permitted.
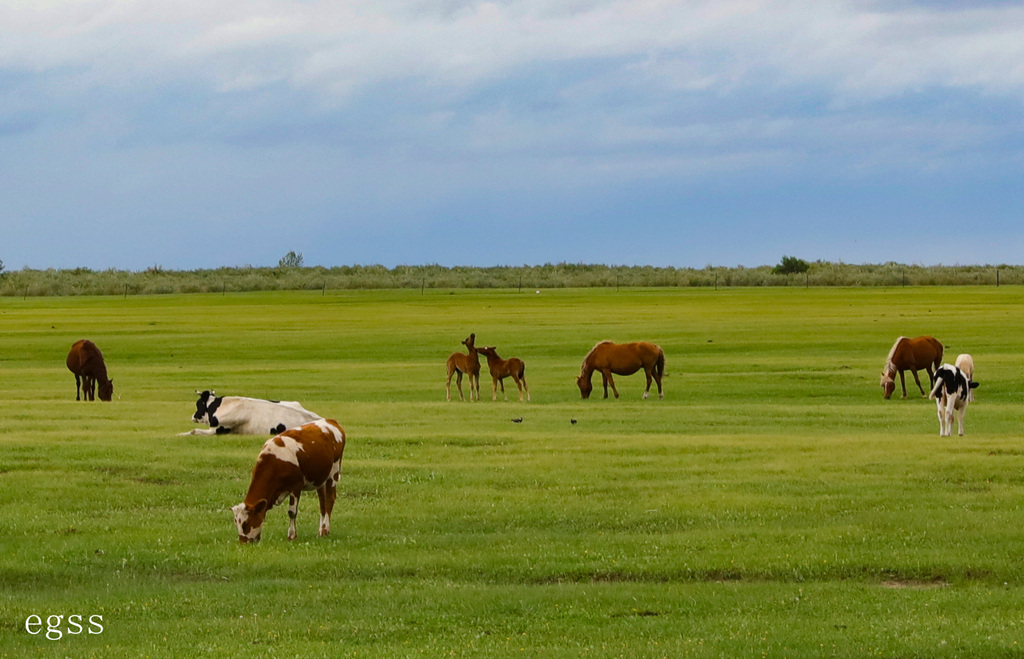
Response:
179,390,322,436
928,362,979,437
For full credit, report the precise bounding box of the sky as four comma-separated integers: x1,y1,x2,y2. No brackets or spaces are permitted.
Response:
2,0,1023,270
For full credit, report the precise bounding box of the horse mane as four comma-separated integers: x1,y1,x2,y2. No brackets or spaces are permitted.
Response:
883,336,907,376
580,340,615,372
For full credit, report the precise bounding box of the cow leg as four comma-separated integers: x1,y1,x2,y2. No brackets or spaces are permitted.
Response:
317,479,337,537
287,494,300,540
177,428,219,436
911,370,927,397
956,405,966,436
941,401,955,436
934,400,943,435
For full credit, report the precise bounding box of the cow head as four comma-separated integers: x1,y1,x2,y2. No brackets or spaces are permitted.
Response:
576,374,593,399
192,390,220,425
98,379,114,402
231,500,268,544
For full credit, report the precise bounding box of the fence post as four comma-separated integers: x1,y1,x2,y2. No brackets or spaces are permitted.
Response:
997,269,1000,287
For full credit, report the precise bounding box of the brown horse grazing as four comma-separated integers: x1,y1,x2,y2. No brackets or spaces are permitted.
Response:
445,333,481,402
880,335,943,399
577,341,665,400
66,339,114,402
477,346,530,402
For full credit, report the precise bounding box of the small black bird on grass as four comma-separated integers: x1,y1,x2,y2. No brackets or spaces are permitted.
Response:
511,417,523,423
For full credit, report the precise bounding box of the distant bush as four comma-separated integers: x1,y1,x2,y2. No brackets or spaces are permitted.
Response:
279,251,304,268
0,262,1020,297
772,256,811,275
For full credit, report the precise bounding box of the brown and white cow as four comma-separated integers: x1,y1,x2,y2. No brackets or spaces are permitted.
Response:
231,418,346,543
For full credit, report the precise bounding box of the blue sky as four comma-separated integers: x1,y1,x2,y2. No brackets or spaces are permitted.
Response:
2,0,1023,270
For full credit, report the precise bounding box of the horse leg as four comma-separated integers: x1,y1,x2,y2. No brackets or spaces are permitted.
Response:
911,369,927,397
898,371,908,399
84,375,94,401
491,376,499,401
513,375,524,402
445,367,455,401
499,377,507,401
456,371,465,401
642,368,653,400
521,374,530,402
74,374,81,401
603,370,620,399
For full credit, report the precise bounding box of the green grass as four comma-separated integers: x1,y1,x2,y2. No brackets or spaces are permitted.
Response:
2,287,1024,657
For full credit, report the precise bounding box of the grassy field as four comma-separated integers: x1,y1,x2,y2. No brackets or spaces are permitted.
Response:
2,287,1024,658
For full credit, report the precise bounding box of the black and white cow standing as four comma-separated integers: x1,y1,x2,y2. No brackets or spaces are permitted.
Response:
179,391,322,436
928,364,979,437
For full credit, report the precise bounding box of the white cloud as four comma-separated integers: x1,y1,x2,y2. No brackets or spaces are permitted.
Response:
4,1,1024,103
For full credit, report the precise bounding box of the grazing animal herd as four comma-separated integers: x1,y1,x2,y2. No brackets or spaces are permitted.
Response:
878,336,980,436
63,331,983,543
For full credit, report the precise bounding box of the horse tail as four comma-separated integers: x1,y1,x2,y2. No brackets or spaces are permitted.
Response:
655,348,666,379
518,363,526,380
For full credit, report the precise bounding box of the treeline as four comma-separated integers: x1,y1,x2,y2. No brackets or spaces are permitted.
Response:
0,262,1021,297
